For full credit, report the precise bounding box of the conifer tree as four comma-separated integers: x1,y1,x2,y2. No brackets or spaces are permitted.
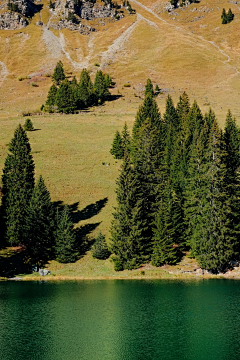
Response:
111,150,150,270
92,232,111,259
221,8,228,24
46,84,58,107
176,91,190,121
52,61,66,85
23,176,55,264
121,122,131,154
55,79,77,113
132,94,161,140
110,130,123,159
1,125,35,245
152,184,180,266
223,110,240,253
145,78,154,97
55,205,78,263
94,70,110,104
78,69,94,108
23,118,34,131
227,8,234,23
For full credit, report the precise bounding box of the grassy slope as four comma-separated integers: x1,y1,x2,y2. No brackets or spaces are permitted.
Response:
1,0,240,278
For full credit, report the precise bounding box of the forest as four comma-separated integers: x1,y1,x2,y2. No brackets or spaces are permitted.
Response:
0,78,240,274
110,80,240,273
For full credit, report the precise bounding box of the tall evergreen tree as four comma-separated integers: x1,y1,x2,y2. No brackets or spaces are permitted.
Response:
55,205,78,263
94,70,110,104
55,79,77,113
46,84,58,107
78,69,95,108
2,125,35,245
121,122,131,154
145,78,154,97
132,94,161,140
221,8,228,24
110,130,123,159
152,184,181,266
23,176,55,265
52,61,66,85
110,151,149,270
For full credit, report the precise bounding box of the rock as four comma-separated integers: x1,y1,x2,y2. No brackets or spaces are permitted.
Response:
43,269,51,276
0,12,28,30
36,21,43,26
39,269,51,276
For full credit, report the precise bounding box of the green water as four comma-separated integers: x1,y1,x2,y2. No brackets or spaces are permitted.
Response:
0,280,240,360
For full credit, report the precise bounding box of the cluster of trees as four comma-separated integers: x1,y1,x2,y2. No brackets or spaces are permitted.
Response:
43,61,112,114
110,79,240,273
221,8,234,24
0,125,78,266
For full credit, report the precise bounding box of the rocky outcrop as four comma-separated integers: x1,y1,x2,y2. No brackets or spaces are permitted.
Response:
49,0,125,33
51,18,95,34
0,11,28,29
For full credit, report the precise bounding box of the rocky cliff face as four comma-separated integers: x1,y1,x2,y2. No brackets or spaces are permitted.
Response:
0,11,28,29
0,0,37,29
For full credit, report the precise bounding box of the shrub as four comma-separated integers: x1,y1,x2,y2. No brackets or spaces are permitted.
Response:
92,232,111,260
123,83,131,87
31,82,38,87
23,118,34,131
94,63,100,67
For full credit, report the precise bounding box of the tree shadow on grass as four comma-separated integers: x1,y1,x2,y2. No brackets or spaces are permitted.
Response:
52,197,108,225
75,222,101,257
52,197,108,257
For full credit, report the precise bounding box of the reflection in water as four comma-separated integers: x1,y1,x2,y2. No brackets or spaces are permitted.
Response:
0,280,240,360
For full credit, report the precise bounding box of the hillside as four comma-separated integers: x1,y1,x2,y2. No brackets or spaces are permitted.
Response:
0,0,240,123
1,0,240,277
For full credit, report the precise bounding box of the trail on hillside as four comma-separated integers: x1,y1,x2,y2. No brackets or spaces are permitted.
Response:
0,61,9,87
131,0,240,77
101,13,157,68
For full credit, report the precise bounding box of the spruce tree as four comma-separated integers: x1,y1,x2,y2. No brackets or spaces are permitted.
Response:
132,94,161,141
23,118,34,131
111,151,149,270
45,84,58,107
110,130,123,159
94,70,110,104
55,79,77,113
2,125,35,245
227,8,234,23
55,205,78,263
145,78,154,97
223,110,240,253
23,176,55,264
221,8,228,24
78,69,95,108
121,122,131,155
92,232,111,259
152,184,180,266
52,61,66,85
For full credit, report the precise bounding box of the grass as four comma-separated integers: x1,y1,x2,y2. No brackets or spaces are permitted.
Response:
1,0,240,278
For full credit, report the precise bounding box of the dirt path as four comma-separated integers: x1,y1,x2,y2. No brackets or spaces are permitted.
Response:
0,61,9,87
131,0,240,76
101,13,157,68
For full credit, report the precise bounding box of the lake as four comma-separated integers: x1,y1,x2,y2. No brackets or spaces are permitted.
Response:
0,280,240,360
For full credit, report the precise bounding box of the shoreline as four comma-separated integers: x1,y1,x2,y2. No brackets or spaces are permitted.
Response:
5,272,240,281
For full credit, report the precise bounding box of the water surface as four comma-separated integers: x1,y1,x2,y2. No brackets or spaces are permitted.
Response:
0,280,239,360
